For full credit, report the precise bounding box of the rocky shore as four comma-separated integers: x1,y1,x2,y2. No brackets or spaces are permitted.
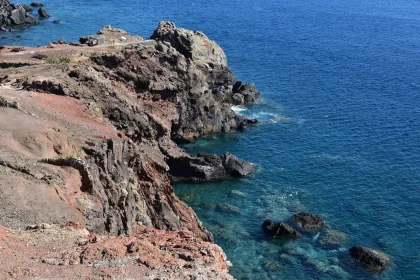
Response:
0,22,259,278
0,0,51,30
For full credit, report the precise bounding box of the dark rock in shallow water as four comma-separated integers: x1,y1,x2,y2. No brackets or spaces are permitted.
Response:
262,219,299,239
349,245,390,270
291,212,326,231
261,259,282,272
51,38,67,44
22,4,33,12
168,152,253,182
25,14,38,24
215,203,240,214
52,20,60,24
222,152,253,177
30,2,43,7
38,7,50,18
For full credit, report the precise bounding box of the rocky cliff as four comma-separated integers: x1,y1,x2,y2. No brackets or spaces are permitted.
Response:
0,22,259,278
0,0,39,27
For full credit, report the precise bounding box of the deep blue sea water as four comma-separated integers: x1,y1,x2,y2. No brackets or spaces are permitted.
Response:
2,0,420,279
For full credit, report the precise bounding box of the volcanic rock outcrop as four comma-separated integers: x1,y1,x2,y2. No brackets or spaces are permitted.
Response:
0,22,259,277
0,0,41,27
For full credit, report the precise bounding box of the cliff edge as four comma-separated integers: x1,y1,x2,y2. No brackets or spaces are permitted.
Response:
0,22,259,278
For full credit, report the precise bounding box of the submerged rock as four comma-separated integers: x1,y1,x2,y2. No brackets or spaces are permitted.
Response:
349,245,390,270
262,219,299,239
318,230,347,247
215,203,240,214
291,212,326,231
227,190,247,198
261,259,282,272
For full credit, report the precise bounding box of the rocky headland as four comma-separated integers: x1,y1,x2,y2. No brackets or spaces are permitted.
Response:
0,0,52,30
0,22,259,278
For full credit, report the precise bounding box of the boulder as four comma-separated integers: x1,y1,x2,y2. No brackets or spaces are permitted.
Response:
222,152,253,177
38,7,50,18
25,14,39,24
262,219,299,239
167,151,253,182
349,245,390,270
22,4,33,12
291,212,326,231
10,7,26,25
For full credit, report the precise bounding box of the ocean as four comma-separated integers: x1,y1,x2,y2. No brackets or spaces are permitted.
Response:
2,0,420,279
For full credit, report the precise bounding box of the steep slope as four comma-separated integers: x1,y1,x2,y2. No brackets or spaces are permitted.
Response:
0,22,259,278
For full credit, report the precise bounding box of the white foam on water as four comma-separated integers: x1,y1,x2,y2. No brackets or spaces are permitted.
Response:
231,105,248,113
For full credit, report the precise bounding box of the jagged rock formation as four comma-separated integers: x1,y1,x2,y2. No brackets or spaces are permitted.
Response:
0,22,259,277
0,0,40,27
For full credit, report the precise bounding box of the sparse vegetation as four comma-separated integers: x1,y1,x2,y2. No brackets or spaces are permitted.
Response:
89,52,107,58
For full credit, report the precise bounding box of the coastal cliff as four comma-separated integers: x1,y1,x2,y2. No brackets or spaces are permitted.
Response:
0,22,259,278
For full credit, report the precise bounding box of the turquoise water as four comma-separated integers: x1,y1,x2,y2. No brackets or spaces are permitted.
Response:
2,0,420,279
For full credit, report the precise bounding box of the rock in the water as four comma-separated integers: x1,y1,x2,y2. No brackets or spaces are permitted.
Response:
222,152,253,177
261,259,282,272
30,2,43,7
227,190,247,198
349,245,390,270
291,212,326,231
318,230,347,247
262,219,299,239
10,7,26,25
52,20,60,24
215,203,240,214
25,14,39,24
38,7,50,18
22,4,33,12
168,152,253,182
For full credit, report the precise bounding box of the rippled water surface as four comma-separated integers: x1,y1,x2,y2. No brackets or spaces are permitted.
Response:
2,0,420,279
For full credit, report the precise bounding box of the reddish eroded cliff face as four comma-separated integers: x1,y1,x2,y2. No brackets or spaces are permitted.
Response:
0,22,259,277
